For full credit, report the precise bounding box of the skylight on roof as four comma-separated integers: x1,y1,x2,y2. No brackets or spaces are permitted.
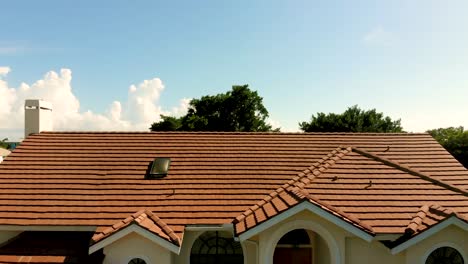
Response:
148,158,171,178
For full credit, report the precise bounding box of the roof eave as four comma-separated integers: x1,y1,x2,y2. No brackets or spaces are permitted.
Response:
89,224,181,255
236,200,375,243
390,216,468,255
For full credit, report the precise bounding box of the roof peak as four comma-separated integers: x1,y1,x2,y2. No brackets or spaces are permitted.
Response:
91,209,180,247
406,204,467,235
234,147,374,235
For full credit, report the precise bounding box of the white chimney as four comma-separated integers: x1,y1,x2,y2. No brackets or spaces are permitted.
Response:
24,99,53,138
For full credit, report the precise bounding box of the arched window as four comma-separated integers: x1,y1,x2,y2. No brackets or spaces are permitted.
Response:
277,228,311,245
274,229,313,264
128,258,147,264
190,231,243,264
426,246,464,264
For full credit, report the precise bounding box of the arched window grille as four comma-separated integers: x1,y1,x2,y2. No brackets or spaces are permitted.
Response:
128,258,147,264
426,246,464,264
190,231,243,264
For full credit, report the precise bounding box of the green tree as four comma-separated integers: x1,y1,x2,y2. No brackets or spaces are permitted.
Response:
427,126,468,168
299,105,403,132
150,85,277,132
0,138,8,149
150,115,182,131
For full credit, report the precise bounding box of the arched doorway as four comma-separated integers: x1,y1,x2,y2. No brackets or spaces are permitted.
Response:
265,220,338,264
190,231,243,264
273,229,312,264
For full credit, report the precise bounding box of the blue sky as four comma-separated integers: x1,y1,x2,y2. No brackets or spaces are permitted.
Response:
1,0,468,140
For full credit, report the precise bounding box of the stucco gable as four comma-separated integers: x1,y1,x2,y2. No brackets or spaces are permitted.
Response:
89,210,181,255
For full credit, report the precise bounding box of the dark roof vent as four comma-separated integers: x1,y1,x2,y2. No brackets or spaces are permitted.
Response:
148,158,171,178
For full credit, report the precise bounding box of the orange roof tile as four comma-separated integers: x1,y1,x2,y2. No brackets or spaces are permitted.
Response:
91,209,180,246
405,204,468,236
235,146,468,235
0,132,466,244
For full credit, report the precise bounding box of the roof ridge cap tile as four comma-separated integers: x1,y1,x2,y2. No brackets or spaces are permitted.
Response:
427,204,468,222
291,146,351,189
352,147,468,197
143,209,181,245
233,146,353,228
406,204,468,235
405,205,430,234
91,209,181,247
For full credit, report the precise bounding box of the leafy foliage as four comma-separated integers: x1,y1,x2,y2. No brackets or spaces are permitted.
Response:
427,126,468,168
0,138,8,149
150,115,182,131
299,105,403,133
150,85,277,132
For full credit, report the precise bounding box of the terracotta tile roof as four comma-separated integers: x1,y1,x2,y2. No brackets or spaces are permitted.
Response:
91,209,180,246
0,231,102,263
235,146,468,235
0,132,467,242
234,147,375,235
405,204,468,235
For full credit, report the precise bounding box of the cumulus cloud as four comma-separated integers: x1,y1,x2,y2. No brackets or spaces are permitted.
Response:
0,68,190,140
0,67,10,77
266,117,282,131
363,26,395,46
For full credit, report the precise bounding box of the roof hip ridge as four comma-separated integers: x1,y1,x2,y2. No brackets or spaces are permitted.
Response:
140,209,181,245
233,146,352,224
405,203,468,235
352,147,468,197
405,204,430,234
294,145,352,187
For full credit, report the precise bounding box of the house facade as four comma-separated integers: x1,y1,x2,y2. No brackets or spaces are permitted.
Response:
0,130,466,264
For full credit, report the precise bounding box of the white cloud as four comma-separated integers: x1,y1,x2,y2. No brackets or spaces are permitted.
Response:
363,26,395,46
0,68,191,140
0,67,10,77
266,117,282,131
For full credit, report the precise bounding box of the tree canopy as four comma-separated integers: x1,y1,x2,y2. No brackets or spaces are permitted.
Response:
427,126,468,168
0,138,8,149
299,105,404,133
150,85,277,132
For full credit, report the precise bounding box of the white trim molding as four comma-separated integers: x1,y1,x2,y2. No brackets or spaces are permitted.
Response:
237,201,374,243
263,219,342,264
89,224,180,255
391,216,468,255
420,242,467,264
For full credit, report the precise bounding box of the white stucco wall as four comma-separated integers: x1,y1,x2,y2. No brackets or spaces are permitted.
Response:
255,210,351,264
405,225,467,264
103,232,173,264
315,232,331,264
243,239,259,264
345,237,405,264
174,230,202,264
99,214,467,264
